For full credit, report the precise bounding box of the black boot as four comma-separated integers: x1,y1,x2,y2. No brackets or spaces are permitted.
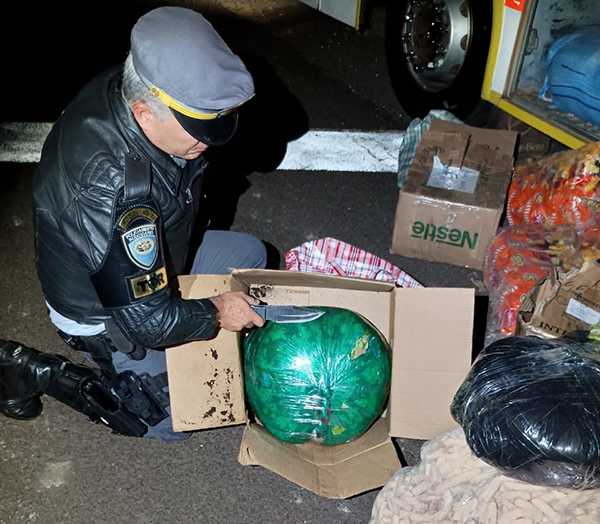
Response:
0,338,148,436
0,339,44,419
0,339,89,420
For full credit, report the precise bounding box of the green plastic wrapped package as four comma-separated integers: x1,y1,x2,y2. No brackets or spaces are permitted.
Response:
243,307,392,446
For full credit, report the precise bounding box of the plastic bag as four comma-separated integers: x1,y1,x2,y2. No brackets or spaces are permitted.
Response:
539,30,600,128
285,237,422,288
489,141,600,344
243,306,391,446
507,141,600,229
370,426,600,524
483,224,600,345
483,224,581,345
451,332,600,489
396,109,463,187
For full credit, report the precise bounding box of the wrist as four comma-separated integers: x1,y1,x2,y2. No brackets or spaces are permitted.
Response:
208,297,223,328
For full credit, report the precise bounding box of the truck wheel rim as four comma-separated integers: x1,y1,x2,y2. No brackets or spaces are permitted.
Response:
401,0,472,93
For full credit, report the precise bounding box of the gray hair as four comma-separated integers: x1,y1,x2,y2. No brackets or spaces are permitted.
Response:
121,52,171,121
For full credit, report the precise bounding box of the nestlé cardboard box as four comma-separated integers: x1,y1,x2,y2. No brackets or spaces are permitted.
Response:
390,120,517,269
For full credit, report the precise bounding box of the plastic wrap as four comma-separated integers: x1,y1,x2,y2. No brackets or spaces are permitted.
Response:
486,141,600,345
450,333,600,489
370,426,600,524
507,141,600,229
539,30,600,128
242,306,391,445
483,224,581,345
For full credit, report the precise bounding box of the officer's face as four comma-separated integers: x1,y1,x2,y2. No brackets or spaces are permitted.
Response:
133,102,208,160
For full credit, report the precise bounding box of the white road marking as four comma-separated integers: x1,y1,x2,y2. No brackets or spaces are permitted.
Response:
278,130,404,172
0,122,404,172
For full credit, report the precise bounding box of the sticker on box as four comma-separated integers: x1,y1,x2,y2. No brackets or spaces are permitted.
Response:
566,299,600,325
426,155,479,194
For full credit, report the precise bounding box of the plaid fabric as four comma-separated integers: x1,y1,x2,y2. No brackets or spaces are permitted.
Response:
397,110,463,187
285,237,422,288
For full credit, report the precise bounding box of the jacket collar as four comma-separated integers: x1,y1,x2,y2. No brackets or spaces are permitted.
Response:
109,72,207,196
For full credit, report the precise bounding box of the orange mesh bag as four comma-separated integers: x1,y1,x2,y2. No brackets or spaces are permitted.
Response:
507,142,600,228
578,225,600,262
483,225,581,345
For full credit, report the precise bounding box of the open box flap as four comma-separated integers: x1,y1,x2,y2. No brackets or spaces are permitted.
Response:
232,268,396,292
389,287,474,440
238,418,401,499
428,119,518,155
166,275,247,432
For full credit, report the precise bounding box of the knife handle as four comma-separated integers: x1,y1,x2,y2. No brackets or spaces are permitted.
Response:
250,304,266,320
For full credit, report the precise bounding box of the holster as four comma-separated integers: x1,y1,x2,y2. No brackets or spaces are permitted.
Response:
57,329,169,428
112,371,168,427
77,372,149,437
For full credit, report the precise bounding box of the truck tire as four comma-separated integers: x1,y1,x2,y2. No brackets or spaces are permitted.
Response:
385,0,493,120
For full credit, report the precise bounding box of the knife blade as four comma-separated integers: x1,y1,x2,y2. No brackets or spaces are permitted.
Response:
251,305,325,324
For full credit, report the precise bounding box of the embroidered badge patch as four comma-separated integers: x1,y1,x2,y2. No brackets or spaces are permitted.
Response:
123,224,158,269
118,207,159,229
130,267,168,299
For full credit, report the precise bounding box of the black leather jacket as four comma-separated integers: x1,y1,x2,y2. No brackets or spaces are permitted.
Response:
33,66,219,348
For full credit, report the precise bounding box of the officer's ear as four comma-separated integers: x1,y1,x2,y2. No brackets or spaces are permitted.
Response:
131,102,154,132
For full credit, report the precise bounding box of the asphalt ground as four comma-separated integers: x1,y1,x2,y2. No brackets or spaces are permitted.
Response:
1,1,499,523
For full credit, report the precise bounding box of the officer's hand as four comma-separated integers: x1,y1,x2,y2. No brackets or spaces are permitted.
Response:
209,292,265,331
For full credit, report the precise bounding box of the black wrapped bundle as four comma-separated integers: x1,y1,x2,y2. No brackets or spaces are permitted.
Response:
450,334,600,489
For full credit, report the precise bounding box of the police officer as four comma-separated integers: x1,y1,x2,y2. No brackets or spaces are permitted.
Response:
0,6,267,441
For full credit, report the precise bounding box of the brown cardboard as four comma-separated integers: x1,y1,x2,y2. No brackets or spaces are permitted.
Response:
389,288,475,439
166,269,475,498
517,260,600,338
390,121,518,269
487,107,552,160
237,418,400,499
167,275,247,431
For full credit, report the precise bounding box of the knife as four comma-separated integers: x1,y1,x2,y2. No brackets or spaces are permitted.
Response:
250,305,325,324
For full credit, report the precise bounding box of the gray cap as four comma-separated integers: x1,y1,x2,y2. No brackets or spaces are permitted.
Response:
131,6,255,145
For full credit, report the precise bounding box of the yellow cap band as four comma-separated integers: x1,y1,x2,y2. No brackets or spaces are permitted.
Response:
149,85,239,120
136,69,252,120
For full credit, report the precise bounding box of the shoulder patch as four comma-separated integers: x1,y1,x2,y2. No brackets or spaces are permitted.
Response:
130,267,168,299
123,224,158,269
118,207,159,229
119,207,160,269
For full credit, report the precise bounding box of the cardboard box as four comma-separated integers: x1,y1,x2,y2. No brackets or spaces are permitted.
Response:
487,107,552,160
390,120,518,269
518,260,600,338
166,269,475,499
